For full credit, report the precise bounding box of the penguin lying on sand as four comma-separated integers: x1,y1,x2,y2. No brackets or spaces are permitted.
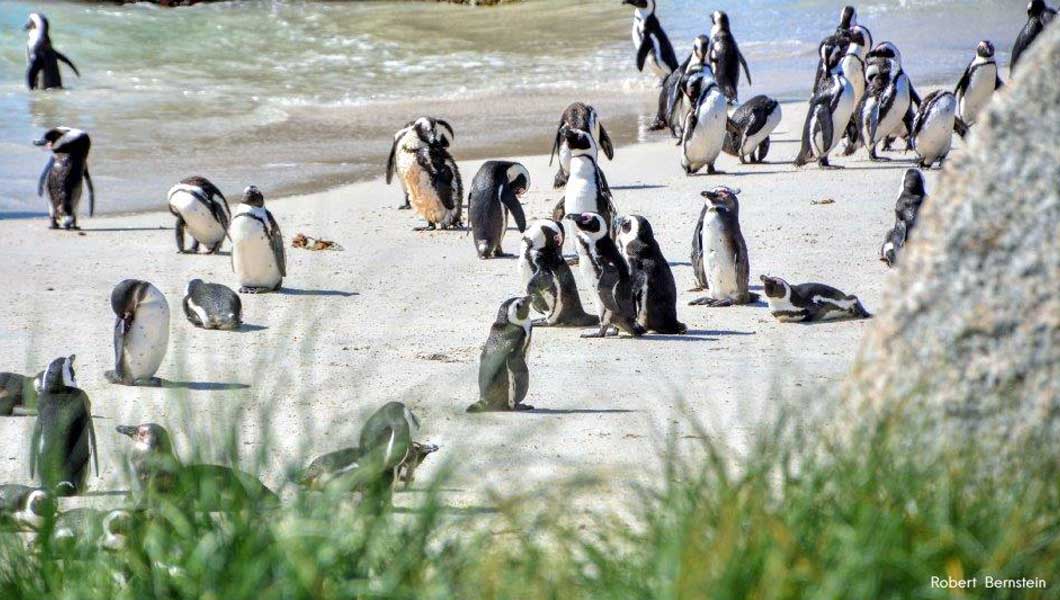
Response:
31,355,98,496
722,95,782,164
469,297,536,412
183,279,242,330
760,275,871,322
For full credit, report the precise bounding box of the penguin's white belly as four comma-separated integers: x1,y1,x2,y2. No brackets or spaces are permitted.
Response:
124,301,170,380
559,143,572,177
960,66,996,125
877,82,910,141
170,192,226,246
741,106,782,155
565,159,599,216
701,216,739,298
575,246,601,315
684,92,728,167
518,245,534,290
230,218,281,289
916,97,956,163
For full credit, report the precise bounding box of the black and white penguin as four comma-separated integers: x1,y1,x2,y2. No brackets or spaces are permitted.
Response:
469,161,529,259
880,168,927,267
1012,0,1057,69
759,276,871,322
549,103,614,188
680,69,729,175
183,279,242,330
624,0,679,80
50,508,138,553
795,42,856,169
815,5,873,93
910,90,961,169
519,219,599,327
690,187,758,307
566,212,645,338
299,442,439,491
167,176,231,254
30,356,98,496
838,5,874,52
104,279,170,387
849,42,920,160
34,127,94,230
229,186,286,293
115,423,278,509
0,371,38,416
709,11,752,103
614,214,687,334
386,117,462,229
723,95,782,163
24,13,80,90
552,127,616,226
0,485,55,531
467,297,535,412
955,41,1004,127
663,35,713,138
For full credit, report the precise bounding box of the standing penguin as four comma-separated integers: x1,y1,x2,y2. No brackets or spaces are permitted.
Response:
849,42,920,161
549,103,614,188
663,35,713,138
183,279,242,330
910,90,962,169
104,279,170,387
794,42,855,168
468,161,529,259
24,13,79,90
229,186,286,293
30,356,98,496
880,169,927,267
709,11,752,103
759,276,871,322
519,219,599,327
167,176,231,254
386,118,463,230
1012,0,1057,69
553,127,616,226
722,95,782,164
680,69,730,175
815,6,873,93
955,41,1004,127
35,127,94,230
615,215,686,334
566,212,645,338
468,297,535,412
690,187,758,307
624,0,679,130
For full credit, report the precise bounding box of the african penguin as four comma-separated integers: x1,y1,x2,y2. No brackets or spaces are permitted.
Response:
50,508,138,553
468,297,535,412
760,276,871,322
104,279,170,387
35,127,94,230
566,212,645,338
680,69,729,175
386,117,463,230
229,186,286,293
0,371,38,416
838,5,873,51
849,42,920,161
24,13,80,90
167,176,231,254
549,103,614,188
552,126,616,229
31,355,98,496
723,95,782,163
709,11,752,103
690,187,758,307
299,442,439,492
955,41,1004,127
880,169,927,268
615,214,686,334
519,219,599,327
469,161,529,259
663,35,713,138
911,90,960,169
0,485,55,531
183,279,242,330
624,0,679,81
794,42,855,169
1012,0,1057,69
815,5,873,93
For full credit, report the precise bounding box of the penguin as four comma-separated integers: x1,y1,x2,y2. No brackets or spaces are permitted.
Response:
815,6,873,93
722,95,782,164
565,212,645,338
299,442,439,492
680,69,729,175
229,186,286,293
24,13,80,91
183,279,242,330
614,214,686,334
468,296,535,412
30,355,98,496
910,90,962,169
1012,0,1057,69
0,485,55,531
386,117,463,230
549,102,614,188
759,275,871,322
624,0,679,79
519,219,599,327
469,161,529,259
552,127,616,227
795,39,856,168
880,168,926,267
167,176,231,254
34,127,94,230
709,11,752,103
50,508,138,553
104,279,170,387
838,5,874,52
663,35,713,138
955,41,1004,127
115,423,278,510
0,371,38,416
690,187,758,307
848,42,920,161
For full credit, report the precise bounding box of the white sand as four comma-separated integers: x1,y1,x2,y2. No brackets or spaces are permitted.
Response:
0,100,949,511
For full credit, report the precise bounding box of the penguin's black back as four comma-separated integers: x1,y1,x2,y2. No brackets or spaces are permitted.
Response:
34,388,92,494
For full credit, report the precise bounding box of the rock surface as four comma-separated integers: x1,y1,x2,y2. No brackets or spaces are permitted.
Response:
846,25,1060,443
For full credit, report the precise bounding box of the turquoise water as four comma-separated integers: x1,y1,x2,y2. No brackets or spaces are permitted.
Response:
0,0,1026,214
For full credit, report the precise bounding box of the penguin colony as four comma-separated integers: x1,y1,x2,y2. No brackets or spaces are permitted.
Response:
2,3,1051,533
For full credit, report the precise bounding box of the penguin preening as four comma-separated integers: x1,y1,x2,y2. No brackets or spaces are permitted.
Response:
229,186,286,293
468,161,529,259
680,69,729,175
690,187,758,307
549,103,614,188
519,219,599,327
0,485,56,531
386,117,463,230
814,5,873,94
24,13,80,90
183,279,242,330
663,35,713,138
723,95,782,164
614,214,686,334
1011,0,1057,69
566,212,644,338
35,127,94,230
469,296,535,412
880,169,927,268
30,356,98,496
168,176,231,254
910,90,962,169
759,276,871,322
105,279,170,387
794,41,855,169
709,11,752,103
955,41,1004,127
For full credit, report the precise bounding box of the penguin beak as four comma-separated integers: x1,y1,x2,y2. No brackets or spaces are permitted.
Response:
24,21,34,31
116,425,137,438
33,138,49,148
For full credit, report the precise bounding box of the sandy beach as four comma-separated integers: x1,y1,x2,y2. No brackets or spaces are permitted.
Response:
0,99,948,511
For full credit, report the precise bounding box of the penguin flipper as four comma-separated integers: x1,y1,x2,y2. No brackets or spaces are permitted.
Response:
794,100,819,167
266,211,286,278
26,57,42,90
83,393,99,477
597,124,615,161
29,414,42,478
113,317,129,382
738,49,752,86
955,65,972,96
635,35,654,72
386,127,408,184
38,156,54,197
499,184,527,233
83,168,95,217
55,51,80,78
995,74,1005,90
691,206,707,289
549,118,565,166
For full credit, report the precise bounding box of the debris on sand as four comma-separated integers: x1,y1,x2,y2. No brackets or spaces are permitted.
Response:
292,233,344,251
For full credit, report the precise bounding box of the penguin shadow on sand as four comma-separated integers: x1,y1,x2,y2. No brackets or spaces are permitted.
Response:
79,225,173,233
641,328,755,342
609,184,668,191
277,288,359,298
525,408,637,415
159,379,250,392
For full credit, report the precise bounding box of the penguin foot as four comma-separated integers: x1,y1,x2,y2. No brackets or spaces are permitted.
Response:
512,403,535,412
647,119,668,131
580,329,606,339
104,370,132,385
397,203,412,210
48,223,59,230
413,224,437,232
689,296,733,307
239,286,272,294
706,165,725,175
135,377,164,387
